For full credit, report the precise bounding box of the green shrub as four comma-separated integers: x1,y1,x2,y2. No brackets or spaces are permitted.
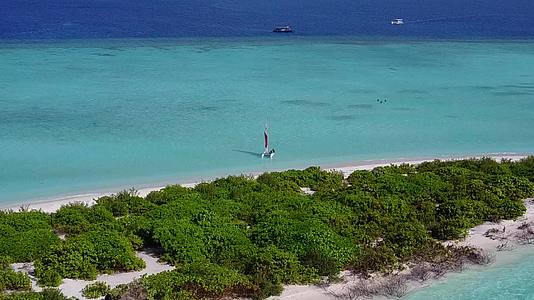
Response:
509,156,534,182
0,211,51,232
146,185,194,205
0,212,59,263
252,215,356,275
353,245,398,275
249,246,319,286
96,190,156,217
34,268,62,287
34,237,98,285
82,281,110,299
35,229,144,285
52,203,116,235
142,261,252,299
109,283,128,299
51,203,92,234
256,172,300,192
0,257,11,270
0,269,31,292
152,219,208,264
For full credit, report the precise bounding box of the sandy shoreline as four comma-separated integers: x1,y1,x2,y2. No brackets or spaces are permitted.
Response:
2,152,530,213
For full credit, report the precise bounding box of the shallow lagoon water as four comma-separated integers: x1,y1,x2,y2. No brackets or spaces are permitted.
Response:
1,38,534,203
405,246,534,299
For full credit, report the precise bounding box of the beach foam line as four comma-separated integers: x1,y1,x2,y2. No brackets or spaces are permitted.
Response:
2,152,530,213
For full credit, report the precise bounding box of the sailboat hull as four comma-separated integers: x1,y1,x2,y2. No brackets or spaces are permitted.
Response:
262,152,275,159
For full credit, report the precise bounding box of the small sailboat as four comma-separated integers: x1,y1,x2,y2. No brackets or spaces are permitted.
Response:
262,126,276,159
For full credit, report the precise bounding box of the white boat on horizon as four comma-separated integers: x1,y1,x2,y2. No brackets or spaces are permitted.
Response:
391,18,405,25
273,25,293,33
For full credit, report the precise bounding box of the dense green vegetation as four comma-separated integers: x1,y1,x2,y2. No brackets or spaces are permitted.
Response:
0,157,533,299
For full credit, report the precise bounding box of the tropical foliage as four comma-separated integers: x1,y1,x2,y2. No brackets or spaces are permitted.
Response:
34,229,145,286
81,281,111,299
0,157,533,299
0,257,31,293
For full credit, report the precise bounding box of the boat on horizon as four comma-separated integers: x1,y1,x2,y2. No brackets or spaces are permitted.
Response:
273,26,293,33
391,18,404,25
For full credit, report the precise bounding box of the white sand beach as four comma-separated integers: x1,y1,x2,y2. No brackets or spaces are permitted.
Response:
2,153,529,214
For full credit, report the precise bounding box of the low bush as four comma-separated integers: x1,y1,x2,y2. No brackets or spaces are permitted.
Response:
96,189,156,217
0,269,31,292
142,261,253,299
52,203,116,235
34,229,144,286
0,212,59,262
82,281,110,299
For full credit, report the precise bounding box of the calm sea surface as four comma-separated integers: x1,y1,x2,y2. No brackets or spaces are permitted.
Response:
1,39,534,203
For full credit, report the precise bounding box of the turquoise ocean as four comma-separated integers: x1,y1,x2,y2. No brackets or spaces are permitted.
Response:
1,38,534,204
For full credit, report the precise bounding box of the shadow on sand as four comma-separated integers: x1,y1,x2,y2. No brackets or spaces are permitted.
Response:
233,149,262,158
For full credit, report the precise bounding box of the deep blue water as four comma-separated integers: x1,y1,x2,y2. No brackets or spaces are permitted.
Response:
2,0,534,40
